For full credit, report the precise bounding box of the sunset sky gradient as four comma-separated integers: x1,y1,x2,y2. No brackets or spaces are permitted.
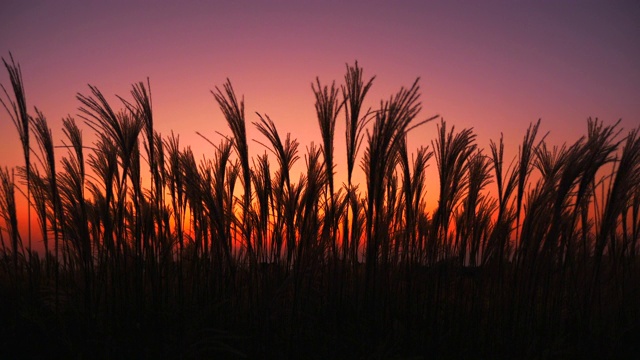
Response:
1,1,639,245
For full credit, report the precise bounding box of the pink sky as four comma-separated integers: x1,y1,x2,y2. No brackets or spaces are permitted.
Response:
1,1,639,246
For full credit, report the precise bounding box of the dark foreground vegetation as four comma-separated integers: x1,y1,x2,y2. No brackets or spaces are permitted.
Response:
1,55,639,359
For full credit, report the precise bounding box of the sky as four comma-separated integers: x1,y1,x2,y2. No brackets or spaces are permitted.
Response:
1,0,639,245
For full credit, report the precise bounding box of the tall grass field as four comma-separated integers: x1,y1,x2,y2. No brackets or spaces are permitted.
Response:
1,56,639,358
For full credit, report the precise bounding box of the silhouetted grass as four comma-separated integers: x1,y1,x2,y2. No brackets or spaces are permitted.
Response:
1,56,639,359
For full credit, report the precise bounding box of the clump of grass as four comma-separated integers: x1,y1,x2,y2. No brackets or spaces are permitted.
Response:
0,167,22,275
253,113,300,268
342,62,375,264
313,77,343,260
431,120,476,263
1,53,32,257
212,81,254,264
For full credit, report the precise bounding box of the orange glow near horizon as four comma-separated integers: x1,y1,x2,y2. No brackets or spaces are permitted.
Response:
1,1,639,254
